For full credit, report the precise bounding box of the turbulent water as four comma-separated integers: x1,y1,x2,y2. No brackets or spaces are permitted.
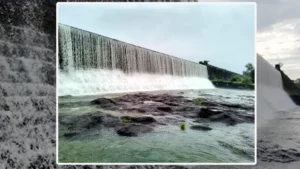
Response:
59,69,214,96
257,55,297,128
59,89,255,163
58,24,214,96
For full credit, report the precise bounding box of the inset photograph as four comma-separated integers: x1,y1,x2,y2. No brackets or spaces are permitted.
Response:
57,2,256,164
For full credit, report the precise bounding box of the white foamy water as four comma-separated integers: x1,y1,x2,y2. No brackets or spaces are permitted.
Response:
58,24,214,96
257,55,297,128
58,69,214,96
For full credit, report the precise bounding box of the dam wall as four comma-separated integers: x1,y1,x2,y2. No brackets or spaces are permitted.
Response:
58,24,208,78
257,55,297,128
58,24,214,96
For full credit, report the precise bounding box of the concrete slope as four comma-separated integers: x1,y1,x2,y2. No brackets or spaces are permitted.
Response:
257,55,297,128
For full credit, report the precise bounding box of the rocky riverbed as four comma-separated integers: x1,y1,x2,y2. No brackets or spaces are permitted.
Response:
59,89,254,163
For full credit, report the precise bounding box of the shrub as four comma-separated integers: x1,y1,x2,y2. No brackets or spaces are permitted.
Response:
241,77,252,85
180,122,186,131
230,75,243,83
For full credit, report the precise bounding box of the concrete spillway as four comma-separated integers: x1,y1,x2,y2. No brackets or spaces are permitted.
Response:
257,55,297,128
58,24,214,96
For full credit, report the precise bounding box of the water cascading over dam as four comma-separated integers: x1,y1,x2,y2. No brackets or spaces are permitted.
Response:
257,55,297,128
58,24,214,96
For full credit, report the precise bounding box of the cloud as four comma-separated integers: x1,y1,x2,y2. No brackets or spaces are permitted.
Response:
199,0,300,30
257,19,300,79
257,19,300,60
196,0,300,79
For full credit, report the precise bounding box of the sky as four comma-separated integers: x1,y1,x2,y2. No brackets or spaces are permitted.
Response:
254,0,300,80
201,0,300,80
58,3,255,75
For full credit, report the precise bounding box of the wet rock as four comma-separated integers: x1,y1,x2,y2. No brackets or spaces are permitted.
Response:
63,132,78,138
102,114,122,127
86,93,254,126
137,108,146,113
190,124,212,131
193,98,206,105
258,141,300,163
157,106,172,112
193,118,210,123
151,112,166,116
198,108,223,118
59,101,90,108
165,102,179,106
182,110,200,118
200,101,220,107
236,112,255,123
209,113,229,121
176,106,196,111
209,113,234,125
154,98,164,102
91,98,116,107
219,102,253,110
209,112,247,126
120,116,156,124
62,111,120,130
157,115,185,125
115,124,153,137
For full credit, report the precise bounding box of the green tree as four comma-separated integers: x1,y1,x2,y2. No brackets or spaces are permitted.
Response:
243,63,255,83
231,75,242,83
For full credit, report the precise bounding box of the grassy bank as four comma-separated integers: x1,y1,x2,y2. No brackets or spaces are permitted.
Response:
212,75,254,90
280,71,300,105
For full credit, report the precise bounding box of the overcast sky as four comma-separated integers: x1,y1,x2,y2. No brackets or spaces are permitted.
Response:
200,0,300,80
58,3,255,75
254,0,300,80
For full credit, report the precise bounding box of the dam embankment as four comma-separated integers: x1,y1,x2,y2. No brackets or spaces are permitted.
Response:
280,70,300,105
199,63,253,90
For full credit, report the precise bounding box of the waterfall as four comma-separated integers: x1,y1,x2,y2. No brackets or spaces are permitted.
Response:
58,24,214,96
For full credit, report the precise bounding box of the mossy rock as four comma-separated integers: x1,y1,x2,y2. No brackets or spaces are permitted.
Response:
193,98,206,105
122,119,133,124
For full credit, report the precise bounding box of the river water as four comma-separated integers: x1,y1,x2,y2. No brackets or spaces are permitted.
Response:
58,88,255,163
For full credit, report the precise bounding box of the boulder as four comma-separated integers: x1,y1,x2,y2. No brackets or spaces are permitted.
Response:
190,124,212,131
157,106,172,112
62,111,120,130
63,132,79,138
209,112,245,126
198,108,223,118
120,116,156,124
164,102,179,106
115,124,153,137
91,98,116,107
